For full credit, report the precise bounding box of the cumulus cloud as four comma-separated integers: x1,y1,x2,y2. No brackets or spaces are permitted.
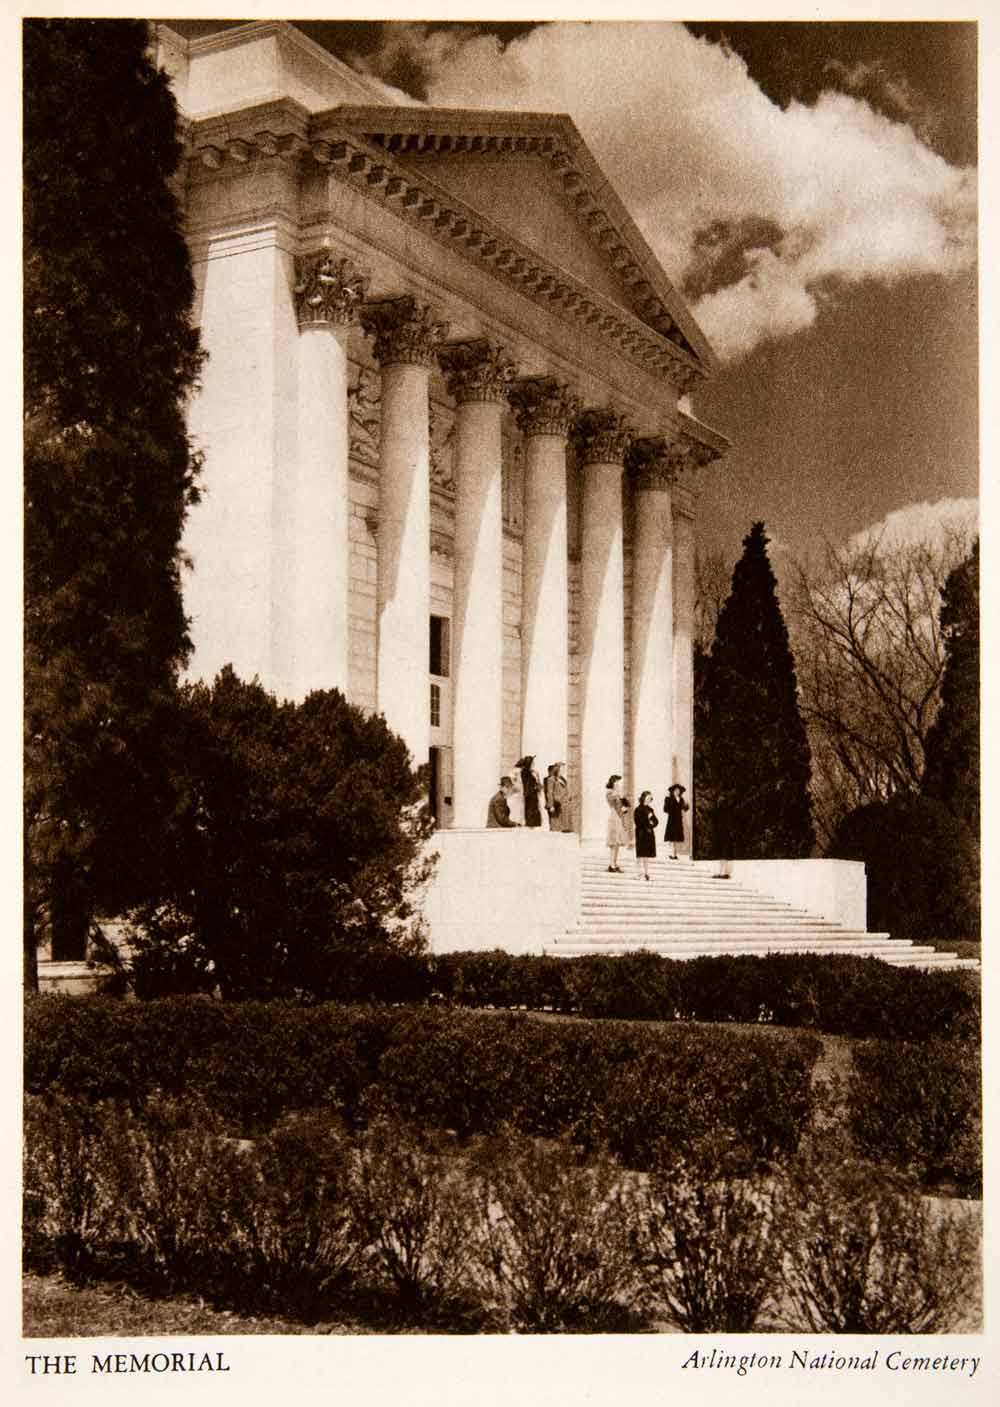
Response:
356,22,976,362
848,498,978,553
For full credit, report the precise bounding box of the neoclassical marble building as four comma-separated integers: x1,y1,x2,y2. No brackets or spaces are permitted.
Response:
160,21,730,852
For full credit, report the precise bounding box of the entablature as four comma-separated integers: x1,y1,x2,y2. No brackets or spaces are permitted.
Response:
182,98,710,396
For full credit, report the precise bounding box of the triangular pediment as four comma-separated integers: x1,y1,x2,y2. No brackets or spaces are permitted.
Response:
331,107,716,374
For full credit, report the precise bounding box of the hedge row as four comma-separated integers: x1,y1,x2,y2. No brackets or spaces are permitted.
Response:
24,1097,981,1334
99,947,979,1042
427,950,979,1041
25,996,819,1168
849,1038,982,1194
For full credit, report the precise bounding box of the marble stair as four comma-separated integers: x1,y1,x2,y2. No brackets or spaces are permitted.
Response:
545,851,977,970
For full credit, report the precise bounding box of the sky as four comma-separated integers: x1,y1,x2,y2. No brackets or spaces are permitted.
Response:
170,16,979,576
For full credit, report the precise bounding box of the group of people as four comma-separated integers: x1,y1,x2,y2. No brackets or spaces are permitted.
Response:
605,775,688,878
486,763,690,876
486,757,569,830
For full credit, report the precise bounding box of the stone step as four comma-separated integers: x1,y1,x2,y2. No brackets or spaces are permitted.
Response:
562,932,907,950
570,852,976,971
548,944,974,970
579,899,829,917
576,915,869,932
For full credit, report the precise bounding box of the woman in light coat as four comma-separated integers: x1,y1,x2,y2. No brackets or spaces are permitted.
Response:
606,774,627,872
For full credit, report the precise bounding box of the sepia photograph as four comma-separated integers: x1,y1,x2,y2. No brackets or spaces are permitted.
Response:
16,3,990,1402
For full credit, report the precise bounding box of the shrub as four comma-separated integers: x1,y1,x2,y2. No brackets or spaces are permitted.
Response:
24,999,820,1168
591,1024,820,1171
110,1096,241,1291
828,794,980,942
848,1039,982,1193
471,1129,640,1332
632,1133,782,1331
347,1117,480,1310
23,1092,126,1281
124,669,435,1001
231,1112,362,1313
775,1147,981,1332
417,952,979,1041
563,952,682,1020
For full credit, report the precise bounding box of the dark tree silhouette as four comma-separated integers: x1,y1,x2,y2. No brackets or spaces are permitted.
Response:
123,670,435,1002
828,794,979,942
695,523,815,859
922,540,980,837
24,20,203,986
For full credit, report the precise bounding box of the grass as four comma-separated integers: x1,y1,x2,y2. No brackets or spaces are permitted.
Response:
23,1273,323,1337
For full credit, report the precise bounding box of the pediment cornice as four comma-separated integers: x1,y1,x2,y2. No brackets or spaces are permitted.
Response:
335,106,716,373
183,99,711,394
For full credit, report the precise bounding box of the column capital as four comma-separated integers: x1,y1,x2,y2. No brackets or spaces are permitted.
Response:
509,376,581,437
293,251,369,327
627,435,679,492
574,408,633,467
438,338,516,404
360,296,449,367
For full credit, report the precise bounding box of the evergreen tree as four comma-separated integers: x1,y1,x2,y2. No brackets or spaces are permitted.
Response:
696,523,815,859
829,795,980,942
922,541,980,836
24,20,202,986
123,671,435,1002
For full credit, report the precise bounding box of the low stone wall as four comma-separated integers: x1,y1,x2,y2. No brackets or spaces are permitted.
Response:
422,829,581,953
697,857,869,931
36,961,110,997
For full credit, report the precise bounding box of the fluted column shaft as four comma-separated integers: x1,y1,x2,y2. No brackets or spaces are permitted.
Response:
671,483,697,854
440,340,515,827
629,440,676,813
360,298,447,765
576,411,632,841
511,379,579,785
291,252,368,701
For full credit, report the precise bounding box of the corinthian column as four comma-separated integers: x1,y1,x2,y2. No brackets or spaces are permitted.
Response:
671,471,697,855
438,339,516,827
575,409,633,841
359,297,448,764
509,377,579,784
627,436,677,814
290,251,368,701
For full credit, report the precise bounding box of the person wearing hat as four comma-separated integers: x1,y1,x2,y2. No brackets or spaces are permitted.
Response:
516,755,543,828
544,761,568,832
663,783,689,859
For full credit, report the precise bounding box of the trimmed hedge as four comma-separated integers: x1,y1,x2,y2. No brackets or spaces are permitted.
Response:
24,996,818,1169
429,950,979,1042
847,1038,982,1195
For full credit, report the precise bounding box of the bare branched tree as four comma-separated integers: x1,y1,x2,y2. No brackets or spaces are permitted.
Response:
789,525,974,847
694,546,733,655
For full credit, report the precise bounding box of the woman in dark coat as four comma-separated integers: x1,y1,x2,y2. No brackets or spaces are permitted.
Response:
544,762,568,831
663,783,689,860
633,791,658,881
517,756,543,828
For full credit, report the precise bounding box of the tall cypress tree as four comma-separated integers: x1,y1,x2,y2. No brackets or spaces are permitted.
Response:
24,20,202,985
696,523,815,859
922,540,980,835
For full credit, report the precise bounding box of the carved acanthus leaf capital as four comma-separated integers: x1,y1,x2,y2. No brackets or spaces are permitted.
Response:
508,376,581,438
573,408,634,467
666,434,724,478
438,338,516,404
627,435,678,492
360,297,449,367
294,251,369,327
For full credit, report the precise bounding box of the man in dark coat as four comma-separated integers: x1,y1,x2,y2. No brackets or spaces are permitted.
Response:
486,776,519,828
